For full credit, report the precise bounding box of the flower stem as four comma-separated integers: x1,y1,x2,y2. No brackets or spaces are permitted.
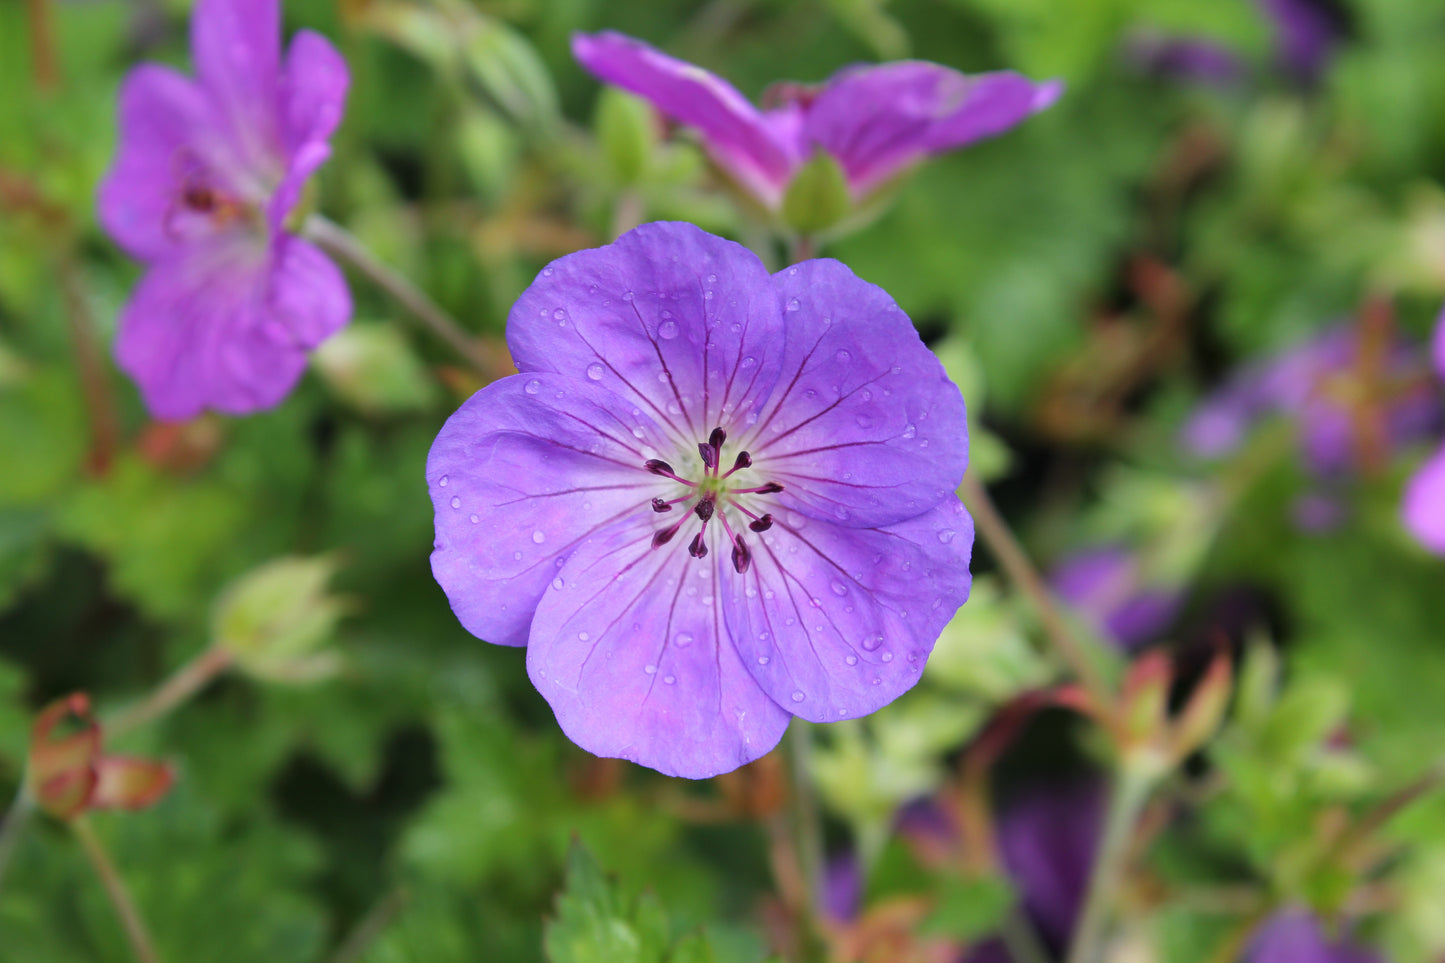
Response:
302,214,504,380
107,646,233,740
789,235,817,263
73,816,162,963
0,785,33,898
60,254,120,476
1064,767,1154,963
958,471,1113,707
788,722,825,921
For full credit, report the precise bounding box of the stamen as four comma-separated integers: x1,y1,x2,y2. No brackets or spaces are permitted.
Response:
708,427,727,450
652,520,685,548
688,531,709,558
694,495,716,522
731,534,751,574
731,481,784,495
698,441,718,470
723,451,752,477
748,514,774,533
643,459,697,486
651,497,673,513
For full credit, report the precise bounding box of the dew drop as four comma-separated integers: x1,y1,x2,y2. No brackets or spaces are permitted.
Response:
740,356,757,369
881,651,894,663
845,655,858,666
674,632,694,648
855,414,875,429
513,551,522,561
644,664,657,675
524,379,541,395
664,675,676,685
704,290,714,300
872,677,882,686
438,475,449,487
552,577,565,590
658,320,679,340
586,363,605,381
790,691,805,703
902,424,917,439
542,266,554,276
937,529,956,544
578,631,590,641
834,349,851,363
786,298,800,312
861,635,883,652
757,655,770,666
470,514,479,524
706,273,717,284
830,581,848,596
450,496,461,509
553,308,567,320
623,291,635,302
532,530,546,544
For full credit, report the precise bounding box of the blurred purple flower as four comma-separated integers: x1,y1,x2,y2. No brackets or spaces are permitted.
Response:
1049,547,1180,650
1245,907,1384,963
1403,314,1445,553
98,0,351,419
1124,33,1245,86
572,31,1061,211
1125,0,1344,87
823,850,862,923
427,221,974,778
1181,326,1440,478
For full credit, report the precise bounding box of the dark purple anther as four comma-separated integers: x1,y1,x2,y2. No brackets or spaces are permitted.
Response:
732,535,751,574
695,495,716,522
732,451,752,470
698,441,719,470
749,514,773,533
689,532,709,558
652,522,683,548
708,427,727,450
651,497,672,513
645,459,675,476
757,482,784,495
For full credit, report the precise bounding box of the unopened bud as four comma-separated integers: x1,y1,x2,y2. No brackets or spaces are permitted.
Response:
781,149,852,236
1169,650,1233,763
27,693,172,819
213,556,348,683
313,322,438,415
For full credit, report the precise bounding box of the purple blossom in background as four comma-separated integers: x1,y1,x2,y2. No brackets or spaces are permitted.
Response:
1124,33,1245,87
1049,546,1180,650
428,221,974,778
1403,312,1445,554
1182,325,1440,478
1245,907,1384,963
99,0,350,419
572,31,1061,211
1125,0,1344,87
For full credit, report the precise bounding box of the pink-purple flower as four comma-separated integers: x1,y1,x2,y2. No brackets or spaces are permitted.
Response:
572,31,1061,212
1049,547,1180,651
427,221,974,778
1402,311,1445,553
98,0,351,420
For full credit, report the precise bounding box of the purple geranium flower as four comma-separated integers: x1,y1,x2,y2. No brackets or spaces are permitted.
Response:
572,31,1061,211
427,221,974,778
1246,907,1384,963
1125,0,1344,87
1403,312,1445,553
98,0,351,419
1049,546,1180,651
1182,325,1440,478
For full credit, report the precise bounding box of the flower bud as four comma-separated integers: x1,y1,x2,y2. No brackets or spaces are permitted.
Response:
27,693,172,819
1169,649,1233,762
595,88,659,187
313,321,438,415
781,150,852,237
212,556,348,683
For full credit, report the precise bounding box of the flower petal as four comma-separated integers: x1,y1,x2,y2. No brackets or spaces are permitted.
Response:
192,0,283,172
805,63,1061,196
572,32,799,206
268,30,350,233
720,497,974,723
508,221,786,452
114,235,336,419
744,258,967,528
91,757,174,811
1403,443,1445,555
97,64,212,261
429,373,677,647
527,513,792,779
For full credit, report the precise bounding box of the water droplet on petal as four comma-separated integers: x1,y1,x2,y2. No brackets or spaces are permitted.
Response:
623,291,634,302
586,363,604,381
740,356,757,369
512,551,522,560
861,635,883,652
438,475,448,487
532,530,546,544
845,655,858,666
786,298,800,312
470,514,479,524
881,651,894,663
644,664,657,675
872,677,882,686
757,655,770,665
790,690,805,703
450,496,461,509
855,414,875,429
937,529,956,544
902,424,917,439
706,274,717,284
553,308,567,320
542,267,554,276
674,632,694,647
834,349,851,363
664,674,676,685
552,577,565,590
658,319,679,340
524,379,541,395
830,581,848,596
578,631,590,641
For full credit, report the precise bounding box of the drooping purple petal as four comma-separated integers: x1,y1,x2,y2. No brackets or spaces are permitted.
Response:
1123,32,1246,86
572,32,800,207
268,30,350,233
805,63,1062,196
995,778,1104,947
428,373,676,647
1403,443,1445,554
97,64,213,261
1245,908,1383,963
191,0,282,175
527,513,792,779
746,258,968,529
507,222,786,450
720,498,973,723
268,234,351,346
1256,0,1344,84
1049,547,1178,650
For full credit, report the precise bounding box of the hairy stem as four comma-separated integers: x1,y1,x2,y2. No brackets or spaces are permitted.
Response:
74,817,162,963
958,471,1113,707
303,214,502,379
0,786,33,898
107,647,233,739
1064,768,1154,963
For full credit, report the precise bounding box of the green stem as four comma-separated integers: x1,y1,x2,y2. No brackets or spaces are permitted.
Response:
1000,906,1052,963
788,722,825,922
74,817,162,963
1064,768,1154,963
0,786,33,898
107,646,233,740
302,214,500,379
789,235,817,263
958,471,1113,708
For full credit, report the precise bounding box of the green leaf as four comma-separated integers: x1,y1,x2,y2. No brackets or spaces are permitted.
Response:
919,874,1016,940
781,151,853,237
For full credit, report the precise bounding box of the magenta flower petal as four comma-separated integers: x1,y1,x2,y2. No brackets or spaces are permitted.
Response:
749,259,968,528
429,373,676,647
571,31,798,206
721,498,973,722
269,30,350,233
269,235,352,346
1403,443,1445,554
805,63,1062,195
98,65,213,261
507,220,787,446
1246,908,1382,963
191,0,282,168
527,514,792,779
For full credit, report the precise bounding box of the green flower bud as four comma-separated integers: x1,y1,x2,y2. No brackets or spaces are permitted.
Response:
212,556,349,683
